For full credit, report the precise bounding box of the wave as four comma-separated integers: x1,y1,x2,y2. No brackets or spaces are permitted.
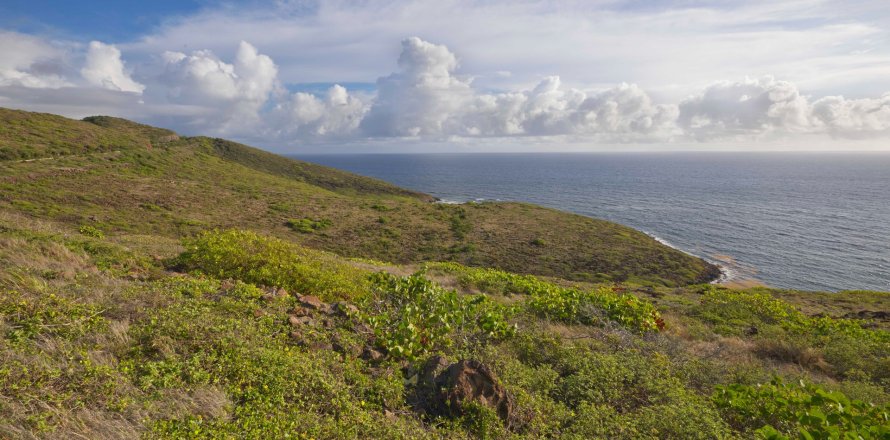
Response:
642,230,736,284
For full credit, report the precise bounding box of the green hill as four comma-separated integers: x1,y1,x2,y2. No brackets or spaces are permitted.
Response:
0,107,718,287
0,107,886,439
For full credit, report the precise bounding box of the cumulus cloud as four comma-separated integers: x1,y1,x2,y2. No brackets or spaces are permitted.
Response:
678,76,811,140
359,38,674,141
81,41,145,93
361,37,473,137
0,31,70,88
269,85,366,139
811,94,890,138
459,79,677,140
159,41,278,132
678,76,890,140
3,30,890,148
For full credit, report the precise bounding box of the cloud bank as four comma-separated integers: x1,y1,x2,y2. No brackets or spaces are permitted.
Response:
2,30,890,150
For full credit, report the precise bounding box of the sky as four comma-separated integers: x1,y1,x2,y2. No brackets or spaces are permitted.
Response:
1,0,889,153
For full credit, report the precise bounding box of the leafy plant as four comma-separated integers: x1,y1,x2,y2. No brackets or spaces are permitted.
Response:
176,229,368,300
78,224,104,238
365,271,515,361
714,378,889,439
428,262,663,333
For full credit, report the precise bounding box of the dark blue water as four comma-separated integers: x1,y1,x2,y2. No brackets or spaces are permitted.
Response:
296,153,890,292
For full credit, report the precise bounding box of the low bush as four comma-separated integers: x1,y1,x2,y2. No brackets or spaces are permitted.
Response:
286,217,332,233
365,271,516,361
77,224,104,238
428,263,663,333
175,229,369,301
714,378,889,439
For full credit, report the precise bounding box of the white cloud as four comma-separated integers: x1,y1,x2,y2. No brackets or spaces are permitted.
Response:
81,41,145,93
0,31,70,88
678,76,811,140
159,41,278,133
456,79,677,141
2,24,890,150
123,0,890,102
361,37,473,137
812,94,890,138
359,38,675,141
269,84,366,139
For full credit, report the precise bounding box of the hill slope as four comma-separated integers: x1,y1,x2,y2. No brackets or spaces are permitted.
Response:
0,107,886,439
0,107,718,286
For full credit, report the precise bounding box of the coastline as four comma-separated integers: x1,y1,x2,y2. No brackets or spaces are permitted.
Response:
641,231,763,287
440,197,736,287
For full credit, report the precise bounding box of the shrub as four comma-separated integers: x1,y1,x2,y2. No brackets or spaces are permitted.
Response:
366,271,515,361
286,217,332,233
78,224,104,238
176,229,368,301
428,262,663,333
714,378,889,439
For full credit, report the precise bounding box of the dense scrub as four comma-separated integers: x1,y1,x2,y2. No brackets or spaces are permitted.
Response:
0,218,886,438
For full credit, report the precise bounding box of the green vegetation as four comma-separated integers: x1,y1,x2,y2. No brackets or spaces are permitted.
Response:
286,217,333,233
714,378,889,438
366,271,515,361
0,108,717,287
176,229,368,301
0,108,887,438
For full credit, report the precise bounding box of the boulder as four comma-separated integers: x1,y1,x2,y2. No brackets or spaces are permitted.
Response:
413,358,515,427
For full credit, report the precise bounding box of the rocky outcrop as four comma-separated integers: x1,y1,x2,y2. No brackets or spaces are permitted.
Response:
410,357,515,427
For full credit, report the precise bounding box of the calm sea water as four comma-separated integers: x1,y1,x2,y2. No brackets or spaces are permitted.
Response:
296,153,890,292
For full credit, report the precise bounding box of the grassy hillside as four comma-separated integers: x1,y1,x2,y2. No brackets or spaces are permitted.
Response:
0,213,886,439
0,108,886,439
0,107,717,287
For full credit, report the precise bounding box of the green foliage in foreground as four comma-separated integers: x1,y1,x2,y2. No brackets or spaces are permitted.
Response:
176,229,369,301
429,262,663,333
0,219,888,438
714,378,889,439
366,271,515,361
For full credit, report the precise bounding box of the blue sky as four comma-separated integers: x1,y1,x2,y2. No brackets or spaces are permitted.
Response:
1,0,889,152
1,0,205,41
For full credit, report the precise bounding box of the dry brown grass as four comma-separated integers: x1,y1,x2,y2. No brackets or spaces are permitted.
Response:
753,339,833,374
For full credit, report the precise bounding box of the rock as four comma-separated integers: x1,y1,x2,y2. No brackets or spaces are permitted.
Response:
275,288,289,298
415,359,515,427
300,295,332,313
291,307,311,317
334,301,360,316
288,315,314,327
253,309,266,318
289,330,303,341
361,347,385,363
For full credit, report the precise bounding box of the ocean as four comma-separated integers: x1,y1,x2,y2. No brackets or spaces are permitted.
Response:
295,153,890,292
